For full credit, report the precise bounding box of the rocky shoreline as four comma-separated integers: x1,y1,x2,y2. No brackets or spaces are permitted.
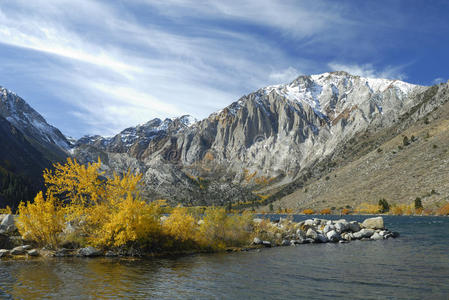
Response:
250,216,399,248
0,214,399,259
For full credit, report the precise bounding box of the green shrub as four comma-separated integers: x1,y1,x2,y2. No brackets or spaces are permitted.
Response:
378,198,390,213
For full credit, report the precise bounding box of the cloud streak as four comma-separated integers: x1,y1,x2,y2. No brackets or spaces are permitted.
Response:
0,0,427,137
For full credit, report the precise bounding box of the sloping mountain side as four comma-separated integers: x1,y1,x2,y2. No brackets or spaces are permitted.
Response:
0,116,50,208
74,71,437,206
2,72,447,210
0,87,71,209
263,82,449,213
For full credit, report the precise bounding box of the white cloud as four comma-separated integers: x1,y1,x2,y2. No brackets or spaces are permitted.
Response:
328,62,407,80
432,77,446,85
0,0,414,137
268,67,300,84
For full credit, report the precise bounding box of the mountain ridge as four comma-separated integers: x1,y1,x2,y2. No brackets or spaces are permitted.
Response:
72,71,431,206
2,71,448,210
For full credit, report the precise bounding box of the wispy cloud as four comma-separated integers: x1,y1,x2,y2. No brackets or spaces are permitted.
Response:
268,67,300,84
328,62,408,80
0,0,425,137
432,77,446,85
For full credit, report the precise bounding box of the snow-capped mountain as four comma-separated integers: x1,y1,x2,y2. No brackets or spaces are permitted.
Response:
74,71,429,205
76,115,198,155
3,70,447,208
0,87,71,152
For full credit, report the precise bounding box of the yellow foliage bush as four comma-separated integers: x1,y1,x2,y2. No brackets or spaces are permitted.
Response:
438,202,449,215
87,193,162,248
320,208,331,215
355,203,380,214
17,192,65,248
0,206,12,214
302,209,315,215
17,158,255,252
391,204,414,215
198,208,253,249
341,208,352,215
162,206,198,249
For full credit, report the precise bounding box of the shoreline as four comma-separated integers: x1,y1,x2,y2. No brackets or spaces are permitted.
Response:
1,216,400,260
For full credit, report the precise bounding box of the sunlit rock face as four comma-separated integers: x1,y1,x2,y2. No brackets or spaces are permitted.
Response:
74,72,429,205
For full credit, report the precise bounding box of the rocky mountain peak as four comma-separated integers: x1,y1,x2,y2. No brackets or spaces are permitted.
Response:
0,86,71,151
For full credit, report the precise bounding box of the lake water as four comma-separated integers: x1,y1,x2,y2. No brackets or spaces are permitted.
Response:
1,215,448,299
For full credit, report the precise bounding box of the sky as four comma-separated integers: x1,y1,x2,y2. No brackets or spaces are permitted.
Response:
0,0,448,138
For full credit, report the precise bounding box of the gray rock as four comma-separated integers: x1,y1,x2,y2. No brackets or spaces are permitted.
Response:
371,232,383,240
341,232,353,241
0,214,16,232
0,249,10,257
316,234,328,243
22,245,32,251
105,251,118,257
281,239,290,246
78,246,102,257
326,230,340,242
304,219,314,227
253,237,262,245
296,229,306,239
362,217,384,229
0,214,14,227
262,241,271,247
335,221,349,233
353,229,375,239
384,232,400,239
253,218,263,224
27,249,39,256
349,221,361,233
304,238,316,244
54,248,73,257
10,246,27,255
323,224,335,234
306,228,318,240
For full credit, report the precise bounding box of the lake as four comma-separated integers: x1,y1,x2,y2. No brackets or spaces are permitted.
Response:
1,215,448,299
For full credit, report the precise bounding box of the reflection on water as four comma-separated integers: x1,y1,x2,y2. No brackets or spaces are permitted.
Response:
1,216,449,299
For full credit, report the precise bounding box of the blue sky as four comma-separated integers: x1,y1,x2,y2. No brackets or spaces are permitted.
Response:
0,0,448,137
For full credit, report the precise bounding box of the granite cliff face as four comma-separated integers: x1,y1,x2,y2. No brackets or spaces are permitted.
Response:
73,71,429,205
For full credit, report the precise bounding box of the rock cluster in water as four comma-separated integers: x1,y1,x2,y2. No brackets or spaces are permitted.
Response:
252,216,399,247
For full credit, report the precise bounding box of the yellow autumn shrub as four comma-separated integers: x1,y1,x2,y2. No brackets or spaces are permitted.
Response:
355,203,380,214
17,158,256,252
198,208,253,249
43,158,105,206
17,192,65,248
437,202,449,215
391,204,414,215
88,193,162,248
320,208,332,215
0,206,12,214
17,158,155,249
162,206,198,249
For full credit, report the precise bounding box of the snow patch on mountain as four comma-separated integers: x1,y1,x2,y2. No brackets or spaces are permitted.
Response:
0,87,71,151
